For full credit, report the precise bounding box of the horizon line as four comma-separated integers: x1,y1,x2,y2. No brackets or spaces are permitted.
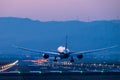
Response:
0,16,120,23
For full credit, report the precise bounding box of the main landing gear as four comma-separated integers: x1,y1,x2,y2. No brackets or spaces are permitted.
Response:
53,56,57,62
70,56,74,62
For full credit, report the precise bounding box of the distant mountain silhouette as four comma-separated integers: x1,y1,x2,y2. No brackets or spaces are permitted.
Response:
0,17,120,62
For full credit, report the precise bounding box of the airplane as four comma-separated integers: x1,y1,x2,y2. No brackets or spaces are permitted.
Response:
13,36,118,62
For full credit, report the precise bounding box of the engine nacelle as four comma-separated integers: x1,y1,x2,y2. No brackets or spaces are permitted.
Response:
77,55,83,59
43,54,49,59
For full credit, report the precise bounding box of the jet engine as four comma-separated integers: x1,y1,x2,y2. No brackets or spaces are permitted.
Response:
43,54,49,59
77,54,83,59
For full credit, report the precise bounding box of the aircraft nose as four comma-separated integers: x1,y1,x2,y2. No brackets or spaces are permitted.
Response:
64,49,70,53
64,50,68,53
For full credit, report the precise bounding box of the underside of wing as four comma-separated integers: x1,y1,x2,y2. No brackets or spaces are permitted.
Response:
70,45,118,55
13,45,60,56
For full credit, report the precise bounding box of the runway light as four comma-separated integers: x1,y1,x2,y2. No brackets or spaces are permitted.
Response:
101,70,104,73
18,71,21,74
39,71,42,74
80,71,83,74
59,71,62,74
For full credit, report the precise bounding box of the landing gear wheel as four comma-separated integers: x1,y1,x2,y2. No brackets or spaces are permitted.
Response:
53,59,57,62
70,59,74,62
53,56,57,62
70,56,74,62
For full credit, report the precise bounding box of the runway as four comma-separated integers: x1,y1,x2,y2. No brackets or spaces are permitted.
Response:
0,72,120,80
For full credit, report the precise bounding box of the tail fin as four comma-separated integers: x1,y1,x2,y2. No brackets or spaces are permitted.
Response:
65,35,68,49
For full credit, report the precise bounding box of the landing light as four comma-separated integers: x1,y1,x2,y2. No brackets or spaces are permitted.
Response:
57,46,65,53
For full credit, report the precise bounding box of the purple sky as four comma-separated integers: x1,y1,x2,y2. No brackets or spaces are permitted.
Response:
0,0,120,21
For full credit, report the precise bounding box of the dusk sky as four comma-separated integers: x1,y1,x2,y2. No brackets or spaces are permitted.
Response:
0,0,120,21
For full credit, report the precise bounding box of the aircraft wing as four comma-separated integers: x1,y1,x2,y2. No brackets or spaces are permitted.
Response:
70,45,118,55
13,45,60,56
